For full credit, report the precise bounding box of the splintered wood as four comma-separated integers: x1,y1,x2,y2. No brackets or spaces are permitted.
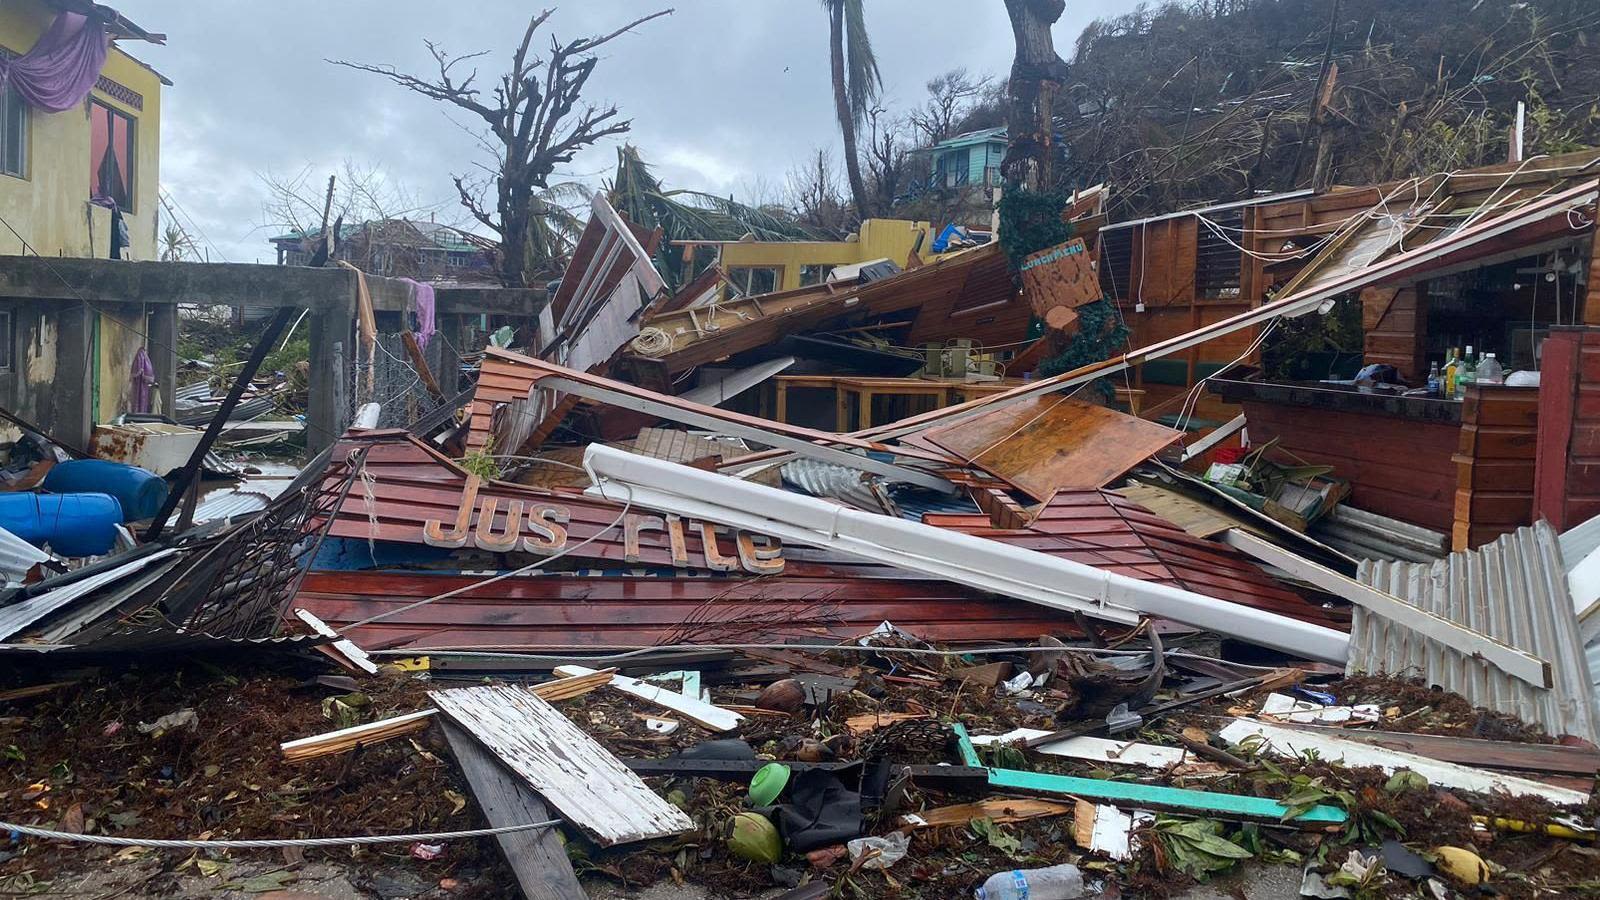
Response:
279,668,617,763
900,798,1075,830
430,684,694,846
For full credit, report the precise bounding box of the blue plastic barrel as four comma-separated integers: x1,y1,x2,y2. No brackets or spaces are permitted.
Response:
0,492,123,557
42,460,168,522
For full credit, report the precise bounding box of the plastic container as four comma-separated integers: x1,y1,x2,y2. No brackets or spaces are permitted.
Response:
42,459,168,522
0,492,123,557
974,864,1085,900
1475,353,1504,385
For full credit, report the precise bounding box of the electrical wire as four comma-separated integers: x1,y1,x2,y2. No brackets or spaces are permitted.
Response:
335,470,636,633
0,818,561,850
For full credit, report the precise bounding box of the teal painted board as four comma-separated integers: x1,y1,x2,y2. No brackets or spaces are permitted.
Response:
986,768,1347,826
948,724,1346,826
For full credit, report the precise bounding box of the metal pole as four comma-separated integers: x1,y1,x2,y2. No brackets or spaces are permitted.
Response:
144,306,298,541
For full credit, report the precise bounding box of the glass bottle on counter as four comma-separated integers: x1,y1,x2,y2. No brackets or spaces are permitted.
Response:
1442,347,1459,399
1476,352,1503,385
1454,345,1476,397
1427,361,1442,397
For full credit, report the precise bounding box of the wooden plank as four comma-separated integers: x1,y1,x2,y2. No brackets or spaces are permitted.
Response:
430,684,695,846
1117,483,1242,538
552,664,743,732
439,721,586,900
900,798,1075,830
1274,724,1600,776
951,724,1347,825
280,669,618,762
924,396,1182,501
970,729,1222,775
1219,718,1590,805
294,608,379,675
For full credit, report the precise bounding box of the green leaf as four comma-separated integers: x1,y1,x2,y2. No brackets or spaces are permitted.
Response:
969,817,1023,857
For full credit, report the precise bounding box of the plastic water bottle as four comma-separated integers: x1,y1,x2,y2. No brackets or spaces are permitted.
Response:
974,864,1085,899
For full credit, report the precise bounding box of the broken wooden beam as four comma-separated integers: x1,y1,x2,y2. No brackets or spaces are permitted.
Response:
1273,723,1600,776
439,720,585,900
899,798,1075,830
280,668,617,762
552,664,742,732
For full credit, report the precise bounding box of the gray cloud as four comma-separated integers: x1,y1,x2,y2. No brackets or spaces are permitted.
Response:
123,0,1141,263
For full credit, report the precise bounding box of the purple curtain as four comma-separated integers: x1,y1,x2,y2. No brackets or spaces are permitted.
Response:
0,13,111,113
130,346,154,414
401,278,438,350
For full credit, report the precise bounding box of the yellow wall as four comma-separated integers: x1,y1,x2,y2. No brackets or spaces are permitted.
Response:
716,219,933,293
0,0,165,423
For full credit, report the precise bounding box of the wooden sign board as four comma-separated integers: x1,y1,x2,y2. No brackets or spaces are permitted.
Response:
1020,238,1100,318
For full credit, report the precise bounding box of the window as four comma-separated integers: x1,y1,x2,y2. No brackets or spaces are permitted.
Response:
937,147,971,188
0,80,25,178
1195,209,1243,299
89,101,135,211
799,263,835,287
727,266,780,297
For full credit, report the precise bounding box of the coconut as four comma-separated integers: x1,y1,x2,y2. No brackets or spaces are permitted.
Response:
729,812,782,863
755,679,806,713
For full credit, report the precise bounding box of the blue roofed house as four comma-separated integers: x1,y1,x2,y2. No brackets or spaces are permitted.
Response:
928,127,1006,190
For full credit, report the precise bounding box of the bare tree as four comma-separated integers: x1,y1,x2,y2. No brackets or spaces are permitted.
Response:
864,106,911,215
1002,0,1071,191
909,68,992,144
331,9,672,286
786,149,852,233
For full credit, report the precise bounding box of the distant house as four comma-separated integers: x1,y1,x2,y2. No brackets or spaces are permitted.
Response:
927,127,1006,190
270,219,493,282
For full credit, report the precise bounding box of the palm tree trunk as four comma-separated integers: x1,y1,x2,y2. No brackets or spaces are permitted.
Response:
829,3,873,219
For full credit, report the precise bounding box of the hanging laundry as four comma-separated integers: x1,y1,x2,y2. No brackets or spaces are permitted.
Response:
400,278,437,350
129,346,155,414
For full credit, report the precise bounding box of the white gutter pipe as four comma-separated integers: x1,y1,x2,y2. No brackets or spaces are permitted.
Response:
582,444,1350,663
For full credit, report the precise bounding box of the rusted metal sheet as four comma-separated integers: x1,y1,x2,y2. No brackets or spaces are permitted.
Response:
927,491,1347,629
296,570,1079,652
429,684,694,846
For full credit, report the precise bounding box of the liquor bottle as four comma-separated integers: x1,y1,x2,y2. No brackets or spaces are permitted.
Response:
1427,362,1442,397
1454,345,1476,396
1442,348,1459,399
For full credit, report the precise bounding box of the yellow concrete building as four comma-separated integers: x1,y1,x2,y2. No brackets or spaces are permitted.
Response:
685,219,935,296
0,0,166,431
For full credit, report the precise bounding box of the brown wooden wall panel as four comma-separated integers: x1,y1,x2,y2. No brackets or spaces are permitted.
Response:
1363,286,1423,381
1451,384,1540,550
1241,400,1459,531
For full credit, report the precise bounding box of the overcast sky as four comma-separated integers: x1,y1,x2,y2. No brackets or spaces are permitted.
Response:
124,1,1142,263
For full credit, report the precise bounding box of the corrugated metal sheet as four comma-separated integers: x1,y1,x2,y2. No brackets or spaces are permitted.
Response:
1351,522,1599,742
0,525,51,586
782,459,895,515
1311,505,1449,564
0,549,179,641
193,475,291,524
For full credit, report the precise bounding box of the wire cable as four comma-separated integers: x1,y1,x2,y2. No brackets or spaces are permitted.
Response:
0,818,561,850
